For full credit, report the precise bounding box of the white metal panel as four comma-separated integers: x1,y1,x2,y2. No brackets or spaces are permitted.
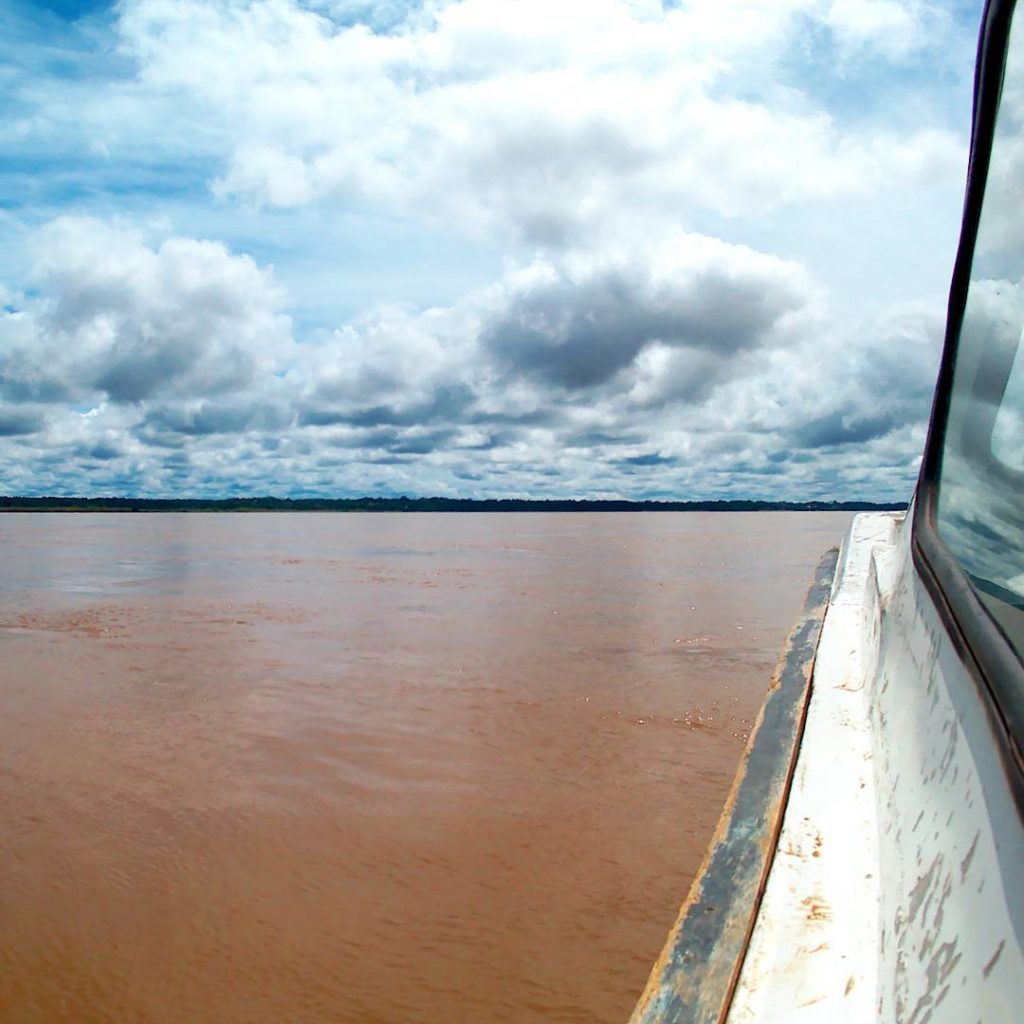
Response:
727,510,1024,1022
870,513,1024,1022
727,513,893,1022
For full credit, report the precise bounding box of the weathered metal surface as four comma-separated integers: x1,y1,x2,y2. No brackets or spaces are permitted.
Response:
871,512,1024,1022
627,547,839,1024
727,510,1024,1023
726,512,898,1022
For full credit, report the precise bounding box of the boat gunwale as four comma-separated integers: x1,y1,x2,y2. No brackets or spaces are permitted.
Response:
626,546,839,1024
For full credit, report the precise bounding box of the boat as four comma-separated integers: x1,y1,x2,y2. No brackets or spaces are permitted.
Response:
628,1,1024,1019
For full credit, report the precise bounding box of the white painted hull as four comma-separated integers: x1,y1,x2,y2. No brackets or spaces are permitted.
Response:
728,511,1024,1021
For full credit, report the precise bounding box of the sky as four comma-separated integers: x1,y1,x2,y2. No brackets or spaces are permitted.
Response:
0,0,985,500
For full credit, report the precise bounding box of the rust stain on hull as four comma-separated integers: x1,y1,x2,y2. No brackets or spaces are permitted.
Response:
628,547,839,1024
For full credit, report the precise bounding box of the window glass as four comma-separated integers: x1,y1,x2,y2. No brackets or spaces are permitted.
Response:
936,13,1024,656
991,333,1024,470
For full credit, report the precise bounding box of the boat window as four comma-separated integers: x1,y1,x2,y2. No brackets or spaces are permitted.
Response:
936,10,1024,659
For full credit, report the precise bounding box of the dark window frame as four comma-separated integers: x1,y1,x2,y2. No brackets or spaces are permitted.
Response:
912,0,1024,779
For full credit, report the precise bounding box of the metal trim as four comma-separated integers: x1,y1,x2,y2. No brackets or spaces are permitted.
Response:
911,0,1024,777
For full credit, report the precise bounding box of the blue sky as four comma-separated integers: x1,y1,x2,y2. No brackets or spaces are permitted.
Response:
0,0,985,499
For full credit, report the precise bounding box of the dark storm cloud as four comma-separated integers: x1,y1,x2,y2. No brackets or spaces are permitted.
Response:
0,408,45,436
791,409,900,448
617,452,678,466
299,383,475,429
482,273,656,388
138,400,291,438
83,322,260,404
464,407,559,428
132,426,188,449
73,441,123,461
481,261,806,392
0,372,71,404
390,430,457,454
323,425,458,455
93,340,211,403
364,454,414,465
563,429,641,447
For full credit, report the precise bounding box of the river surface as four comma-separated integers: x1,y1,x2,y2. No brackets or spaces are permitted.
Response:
0,512,851,1024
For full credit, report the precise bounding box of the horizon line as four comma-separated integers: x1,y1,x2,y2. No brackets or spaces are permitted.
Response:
0,495,909,512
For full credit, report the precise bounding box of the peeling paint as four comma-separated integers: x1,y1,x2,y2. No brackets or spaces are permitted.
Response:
722,512,1024,1023
983,940,1005,979
959,831,980,880
908,857,941,924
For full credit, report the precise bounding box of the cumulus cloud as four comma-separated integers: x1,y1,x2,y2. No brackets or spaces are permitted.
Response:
0,0,975,500
1,217,292,407
479,236,812,395
113,0,964,250
0,407,46,437
1,207,944,500
283,231,818,453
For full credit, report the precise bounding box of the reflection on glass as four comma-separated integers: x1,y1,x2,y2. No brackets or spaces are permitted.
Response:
936,14,1024,657
991,331,1024,471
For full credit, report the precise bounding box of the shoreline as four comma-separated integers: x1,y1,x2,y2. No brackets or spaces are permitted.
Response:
0,496,907,513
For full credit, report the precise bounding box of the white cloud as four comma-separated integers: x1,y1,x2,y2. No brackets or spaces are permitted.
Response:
5,207,949,500
476,234,816,395
0,0,979,499
114,0,963,250
2,217,293,406
825,0,927,59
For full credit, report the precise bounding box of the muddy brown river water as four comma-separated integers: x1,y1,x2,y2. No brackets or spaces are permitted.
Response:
0,511,851,1024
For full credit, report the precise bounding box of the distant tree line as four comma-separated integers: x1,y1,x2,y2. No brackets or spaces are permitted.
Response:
0,495,908,513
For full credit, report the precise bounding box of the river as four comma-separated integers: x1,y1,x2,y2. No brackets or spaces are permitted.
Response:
0,511,850,1023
